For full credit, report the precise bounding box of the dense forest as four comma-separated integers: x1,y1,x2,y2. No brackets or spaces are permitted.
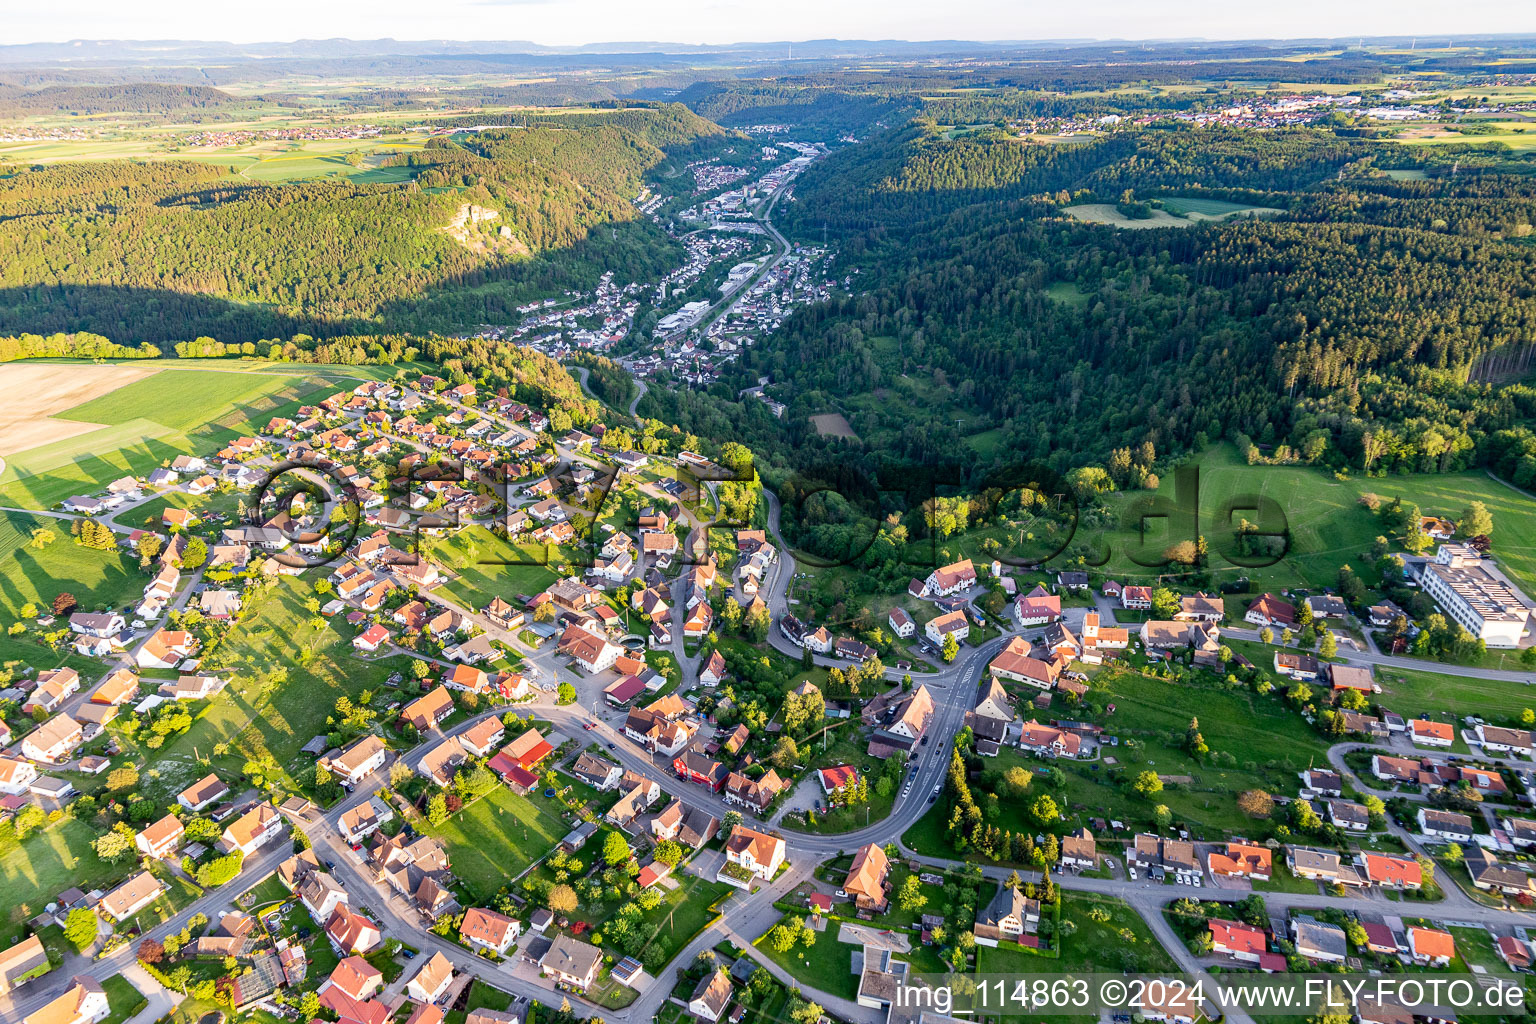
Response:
651,121,1536,510
0,105,712,342
0,82,250,116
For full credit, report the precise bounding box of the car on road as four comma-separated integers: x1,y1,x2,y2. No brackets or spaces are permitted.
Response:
920,735,930,746
607,742,617,749
835,889,848,898
932,783,942,795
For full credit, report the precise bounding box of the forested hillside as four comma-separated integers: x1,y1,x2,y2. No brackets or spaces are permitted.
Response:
663,122,1536,497
0,104,710,342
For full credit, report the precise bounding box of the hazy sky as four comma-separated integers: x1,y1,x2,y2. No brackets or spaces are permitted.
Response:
3,0,1531,48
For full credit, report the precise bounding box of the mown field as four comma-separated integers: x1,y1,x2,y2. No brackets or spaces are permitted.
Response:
419,784,571,903
1374,665,1536,726
0,366,344,509
427,525,564,608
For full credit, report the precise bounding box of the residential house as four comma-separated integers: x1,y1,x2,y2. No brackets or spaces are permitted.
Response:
925,610,970,645
1408,927,1455,967
1209,919,1267,963
21,976,109,1024
1206,843,1271,882
179,773,229,812
219,804,283,856
400,687,456,732
320,735,388,786
974,884,1040,946
0,934,50,996
460,908,520,956
922,558,976,597
1418,808,1474,841
1362,854,1422,890
1290,916,1347,963
405,952,455,1004
21,716,83,764
538,934,603,990
99,872,165,921
136,814,184,860
1409,719,1454,748
723,825,786,881
689,969,733,1023
1245,594,1297,628
325,906,383,955
843,844,891,913
987,636,1060,691
416,737,468,788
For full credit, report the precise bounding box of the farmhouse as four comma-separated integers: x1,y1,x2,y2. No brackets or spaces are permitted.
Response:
1244,594,1296,628
923,558,976,596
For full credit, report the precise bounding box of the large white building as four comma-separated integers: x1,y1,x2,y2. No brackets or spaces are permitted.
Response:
1421,545,1529,648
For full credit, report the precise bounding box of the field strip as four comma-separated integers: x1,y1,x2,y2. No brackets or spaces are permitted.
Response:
0,363,159,456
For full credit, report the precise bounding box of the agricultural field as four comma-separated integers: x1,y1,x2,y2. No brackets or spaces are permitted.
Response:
0,366,345,509
1065,200,1280,228
809,412,859,440
0,362,157,456
1394,123,1536,151
0,134,428,184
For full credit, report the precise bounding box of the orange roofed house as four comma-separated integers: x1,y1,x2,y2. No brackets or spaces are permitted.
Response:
1206,843,1271,882
722,825,786,884
843,843,891,913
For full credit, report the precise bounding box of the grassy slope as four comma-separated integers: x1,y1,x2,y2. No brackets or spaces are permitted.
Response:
1088,444,1536,593
0,510,144,618
0,818,117,922
130,576,415,804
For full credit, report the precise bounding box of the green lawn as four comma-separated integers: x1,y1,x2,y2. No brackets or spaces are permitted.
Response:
0,510,145,620
1374,666,1535,726
99,974,148,1024
419,785,570,903
127,575,416,804
427,526,562,608
756,915,860,1001
627,877,736,968
0,818,117,928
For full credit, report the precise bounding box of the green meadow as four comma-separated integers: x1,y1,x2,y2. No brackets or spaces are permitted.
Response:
0,509,143,619
1083,444,1536,593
